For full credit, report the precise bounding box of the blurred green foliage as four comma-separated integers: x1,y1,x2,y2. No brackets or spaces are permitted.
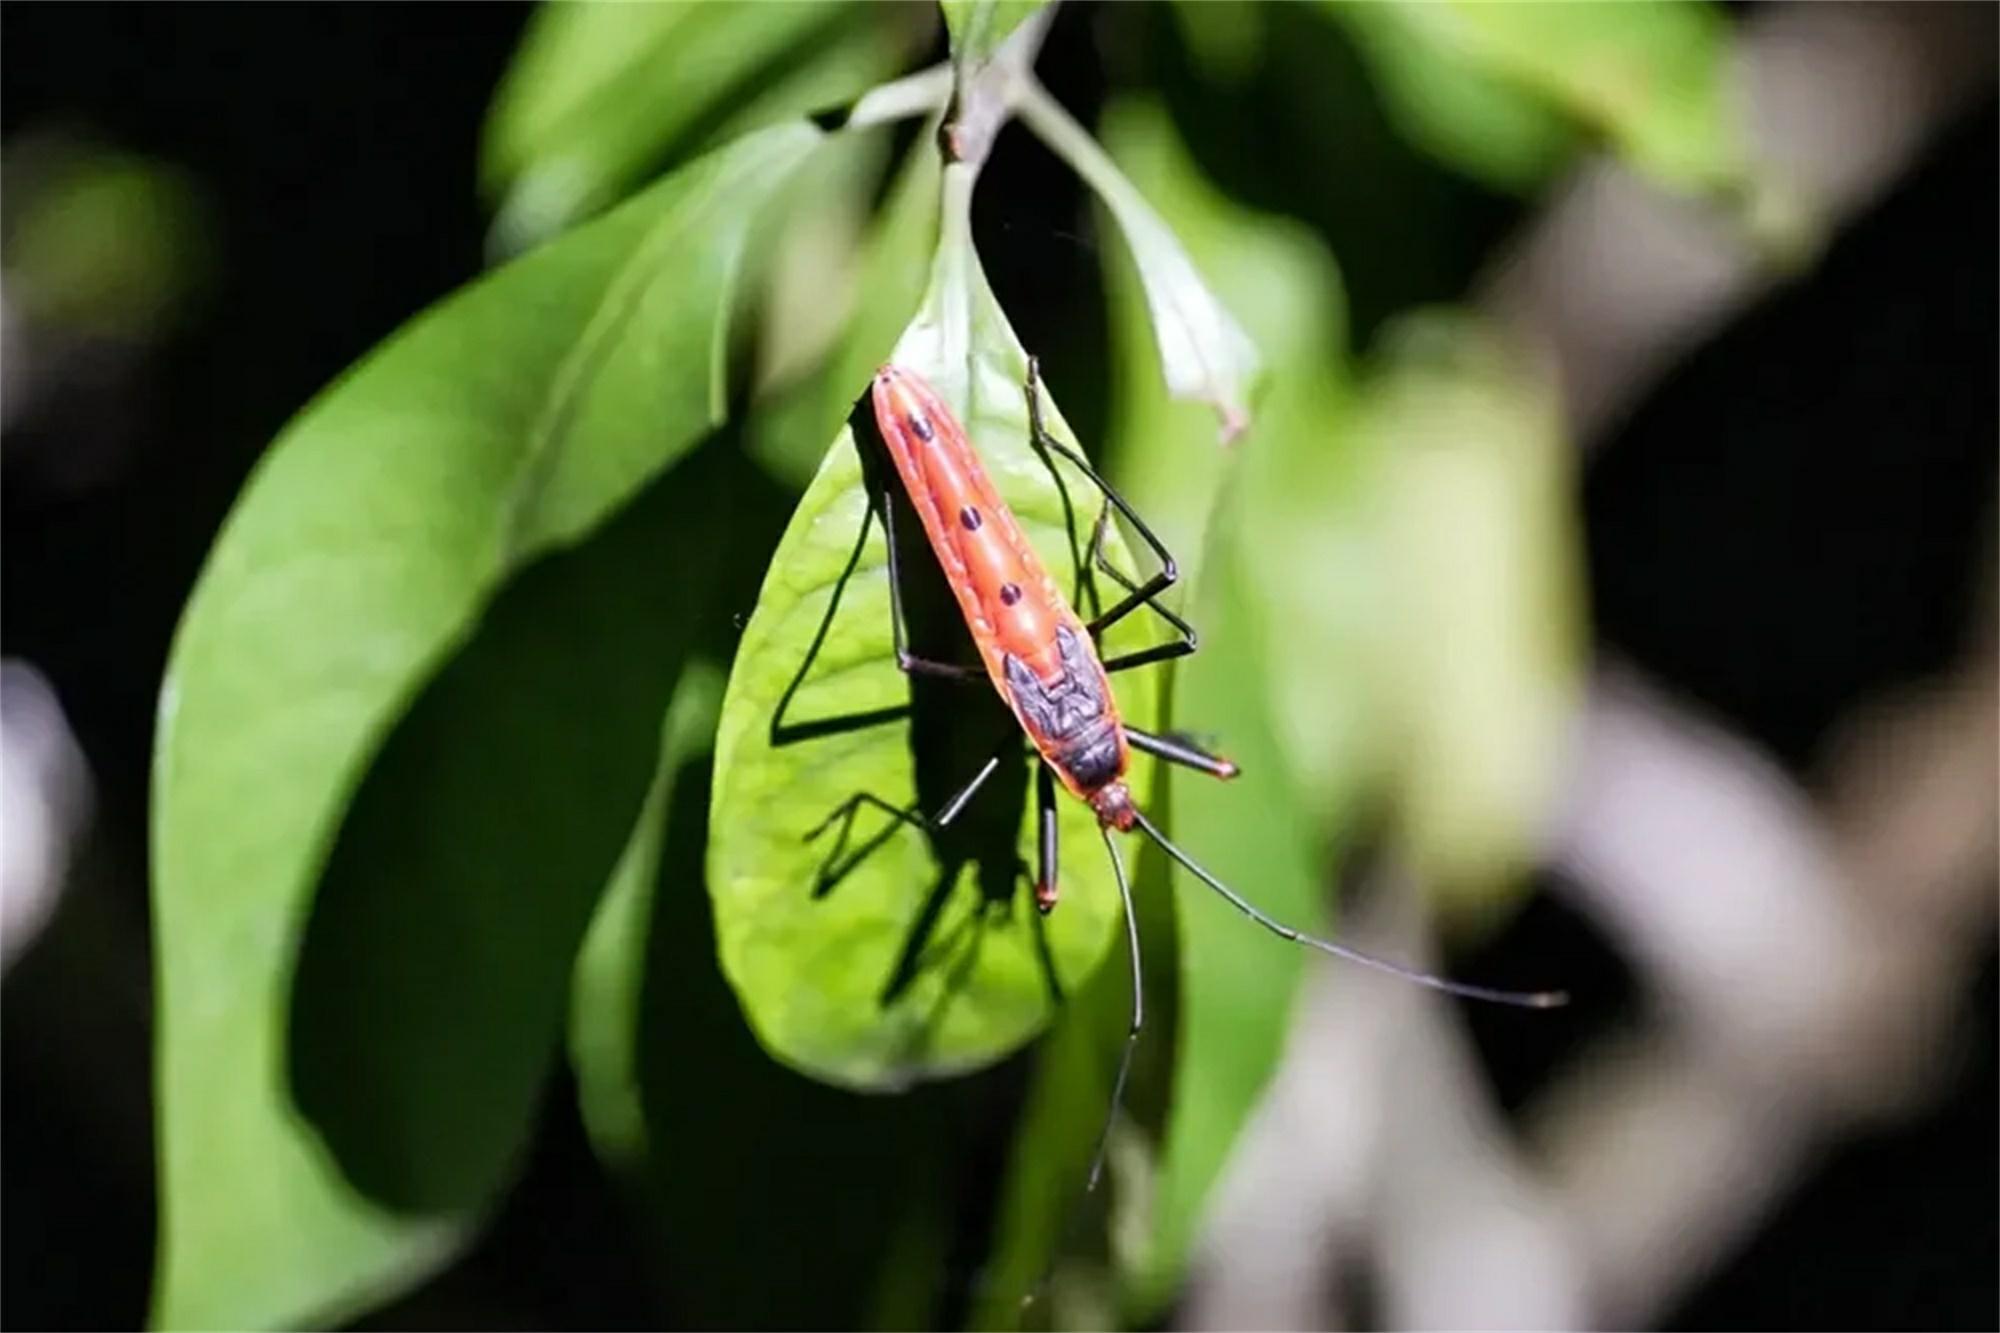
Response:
4,143,212,340
148,1,1754,1328
1363,316,1583,903
1095,94,1355,1319
746,118,942,488
481,0,918,252
1323,0,1747,198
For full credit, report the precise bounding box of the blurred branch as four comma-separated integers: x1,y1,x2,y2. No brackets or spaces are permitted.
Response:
1479,0,1997,446
1186,635,1995,1330
1,660,94,974
1185,620,1997,1329
1539,647,1996,1327
942,2,1057,167
1182,883,1587,1333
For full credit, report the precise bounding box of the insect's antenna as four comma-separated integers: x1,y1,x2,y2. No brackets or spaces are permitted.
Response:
1086,826,1143,1193
1015,831,1144,1316
1128,810,1568,1009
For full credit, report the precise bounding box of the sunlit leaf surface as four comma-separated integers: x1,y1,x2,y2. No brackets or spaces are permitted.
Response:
707,171,1159,1090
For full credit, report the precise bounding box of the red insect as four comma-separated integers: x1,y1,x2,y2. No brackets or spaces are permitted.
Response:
866,359,1563,1184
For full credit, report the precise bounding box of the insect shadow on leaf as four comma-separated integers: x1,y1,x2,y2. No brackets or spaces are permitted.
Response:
767,393,1104,1021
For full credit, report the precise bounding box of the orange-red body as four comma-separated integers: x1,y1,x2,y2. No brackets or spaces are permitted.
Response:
870,365,1134,833
866,367,1558,1007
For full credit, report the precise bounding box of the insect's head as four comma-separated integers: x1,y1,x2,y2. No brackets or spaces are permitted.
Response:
1088,781,1137,832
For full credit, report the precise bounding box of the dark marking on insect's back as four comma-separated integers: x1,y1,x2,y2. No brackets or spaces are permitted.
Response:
1004,654,1048,727
1055,624,1095,679
906,412,935,442
1059,729,1122,790
999,582,1022,606
960,506,982,531
1003,641,1113,751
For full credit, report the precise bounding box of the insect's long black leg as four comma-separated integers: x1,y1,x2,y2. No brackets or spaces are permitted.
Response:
1086,825,1144,1192
1124,725,1239,780
933,745,1008,828
1024,358,1183,639
878,479,981,682
1081,499,1201,672
1032,764,1060,913
1083,502,1140,599
1102,640,1199,675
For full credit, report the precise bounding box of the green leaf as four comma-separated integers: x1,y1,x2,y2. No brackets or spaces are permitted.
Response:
1321,0,1579,193
563,437,803,1189
1017,82,1261,439
939,0,1049,69
974,99,1357,1323
1323,0,1748,197
483,0,896,250
1364,313,1584,906
1084,99,1358,1316
569,661,728,1171
285,437,756,1229
749,120,944,489
1441,0,1745,193
1125,506,1329,1315
148,123,820,1332
576,648,968,1330
563,455,979,1327
700,7,922,151
750,129,898,403
965,810,1178,1331
707,163,1159,1090
1167,0,1265,87
1096,98,1347,579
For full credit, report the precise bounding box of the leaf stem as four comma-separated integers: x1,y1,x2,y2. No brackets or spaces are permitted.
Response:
925,161,981,393
1013,77,1152,252
943,4,1059,171
846,64,953,131
1016,79,1259,438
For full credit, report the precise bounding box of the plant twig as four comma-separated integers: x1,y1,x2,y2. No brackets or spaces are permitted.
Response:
846,63,953,131
941,2,1059,170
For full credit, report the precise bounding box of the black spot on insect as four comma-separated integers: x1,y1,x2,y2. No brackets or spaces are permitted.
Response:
906,413,935,442
960,506,982,531
999,582,1022,606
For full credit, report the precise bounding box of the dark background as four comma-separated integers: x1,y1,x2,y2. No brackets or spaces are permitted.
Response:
3,4,1992,1329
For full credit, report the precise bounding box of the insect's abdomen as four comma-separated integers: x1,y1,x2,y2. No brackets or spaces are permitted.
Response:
870,366,1128,797
871,368,1068,678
